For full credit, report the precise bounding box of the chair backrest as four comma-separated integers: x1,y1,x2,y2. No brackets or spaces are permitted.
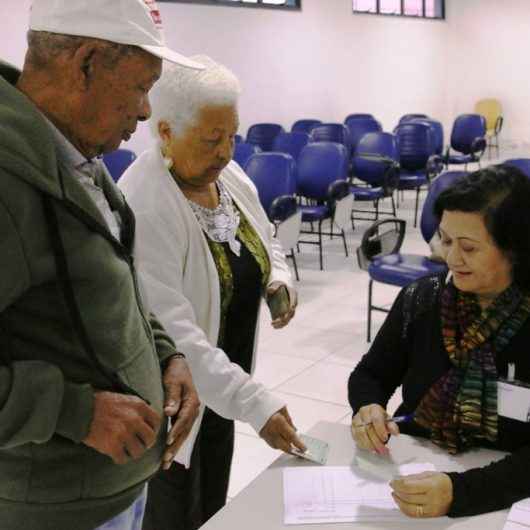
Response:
292,119,322,134
450,114,487,155
357,219,407,271
344,117,383,157
420,170,468,243
244,152,296,217
102,149,137,182
395,122,434,171
310,123,351,153
234,134,243,144
344,113,375,121
504,158,530,179
272,131,311,163
297,142,349,200
246,123,284,152
474,99,502,133
233,142,261,169
271,197,302,250
411,118,444,156
399,113,429,125
352,132,399,187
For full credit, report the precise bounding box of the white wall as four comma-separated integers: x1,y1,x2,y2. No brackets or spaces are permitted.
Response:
444,0,530,147
148,0,449,154
1,0,449,155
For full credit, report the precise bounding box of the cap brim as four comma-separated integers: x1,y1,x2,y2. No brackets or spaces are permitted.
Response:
140,45,204,69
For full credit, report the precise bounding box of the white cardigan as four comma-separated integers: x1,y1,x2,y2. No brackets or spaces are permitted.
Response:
119,147,292,467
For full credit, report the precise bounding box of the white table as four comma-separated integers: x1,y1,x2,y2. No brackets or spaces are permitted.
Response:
202,421,511,530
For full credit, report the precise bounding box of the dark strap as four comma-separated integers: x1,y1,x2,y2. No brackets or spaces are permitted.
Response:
0,319,11,366
41,196,148,403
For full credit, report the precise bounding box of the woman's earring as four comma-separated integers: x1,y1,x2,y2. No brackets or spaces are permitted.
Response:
163,154,173,170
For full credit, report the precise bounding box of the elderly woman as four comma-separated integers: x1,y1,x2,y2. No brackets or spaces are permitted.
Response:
348,165,530,519
119,56,304,530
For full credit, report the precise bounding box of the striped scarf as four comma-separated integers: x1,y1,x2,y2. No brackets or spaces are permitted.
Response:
414,279,530,454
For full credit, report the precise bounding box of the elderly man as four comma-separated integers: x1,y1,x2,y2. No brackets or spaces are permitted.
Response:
0,1,202,529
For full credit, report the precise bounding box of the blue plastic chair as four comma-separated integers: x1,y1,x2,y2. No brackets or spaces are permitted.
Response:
344,117,383,158
345,113,375,121
233,142,261,169
445,114,487,169
395,122,442,227
398,113,429,125
246,123,284,152
504,158,530,178
245,152,301,280
411,118,444,156
357,170,467,341
234,134,243,144
297,142,352,270
272,131,311,164
350,132,399,223
102,149,137,183
292,119,322,134
310,123,351,154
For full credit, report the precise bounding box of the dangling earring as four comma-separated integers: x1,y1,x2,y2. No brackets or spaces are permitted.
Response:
161,145,173,170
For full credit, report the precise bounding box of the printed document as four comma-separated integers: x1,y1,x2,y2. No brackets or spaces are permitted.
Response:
504,498,530,529
283,463,435,525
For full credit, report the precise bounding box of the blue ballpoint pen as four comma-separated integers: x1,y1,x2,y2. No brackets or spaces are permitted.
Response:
357,413,414,428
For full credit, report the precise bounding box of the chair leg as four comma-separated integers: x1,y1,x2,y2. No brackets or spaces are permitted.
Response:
374,200,379,221
391,194,397,217
318,220,324,271
341,229,348,257
413,188,420,227
367,279,373,342
290,249,300,281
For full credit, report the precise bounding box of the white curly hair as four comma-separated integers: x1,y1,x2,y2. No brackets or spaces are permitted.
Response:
149,55,242,139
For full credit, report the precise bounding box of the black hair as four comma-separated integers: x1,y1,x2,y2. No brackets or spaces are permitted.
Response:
434,164,530,291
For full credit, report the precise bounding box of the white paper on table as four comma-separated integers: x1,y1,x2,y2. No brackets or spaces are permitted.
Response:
282,463,436,525
504,498,530,529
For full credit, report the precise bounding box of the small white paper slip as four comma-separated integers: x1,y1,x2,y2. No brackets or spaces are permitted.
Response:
504,498,530,529
291,434,329,465
282,463,438,525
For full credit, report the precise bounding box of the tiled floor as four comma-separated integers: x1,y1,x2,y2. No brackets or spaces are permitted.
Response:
228,148,526,499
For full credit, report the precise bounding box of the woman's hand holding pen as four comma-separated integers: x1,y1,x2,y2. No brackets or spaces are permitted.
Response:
351,404,400,455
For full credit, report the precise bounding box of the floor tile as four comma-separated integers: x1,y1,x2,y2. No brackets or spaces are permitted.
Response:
259,322,353,362
252,352,315,390
228,433,280,498
275,361,354,405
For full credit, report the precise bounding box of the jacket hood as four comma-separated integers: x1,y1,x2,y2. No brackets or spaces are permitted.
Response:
0,61,62,198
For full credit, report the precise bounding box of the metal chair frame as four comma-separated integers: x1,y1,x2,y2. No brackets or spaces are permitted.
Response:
298,180,352,270
356,219,407,342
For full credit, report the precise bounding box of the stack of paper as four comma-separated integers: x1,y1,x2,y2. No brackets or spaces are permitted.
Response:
504,498,530,529
283,463,435,525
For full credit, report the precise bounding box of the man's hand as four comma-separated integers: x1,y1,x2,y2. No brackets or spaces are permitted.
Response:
161,356,200,470
259,407,306,453
83,391,161,465
267,282,297,329
351,404,399,456
390,471,453,518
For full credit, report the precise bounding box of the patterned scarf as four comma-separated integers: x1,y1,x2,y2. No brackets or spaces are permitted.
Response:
414,279,530,454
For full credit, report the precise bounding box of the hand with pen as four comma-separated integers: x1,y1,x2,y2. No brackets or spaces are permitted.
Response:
350,404,404,455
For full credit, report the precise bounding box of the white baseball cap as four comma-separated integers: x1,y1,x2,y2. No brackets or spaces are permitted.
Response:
29,0,204,69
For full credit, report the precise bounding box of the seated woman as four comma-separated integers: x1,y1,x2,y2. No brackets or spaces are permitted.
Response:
119,56,304,530
349,165,530,519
